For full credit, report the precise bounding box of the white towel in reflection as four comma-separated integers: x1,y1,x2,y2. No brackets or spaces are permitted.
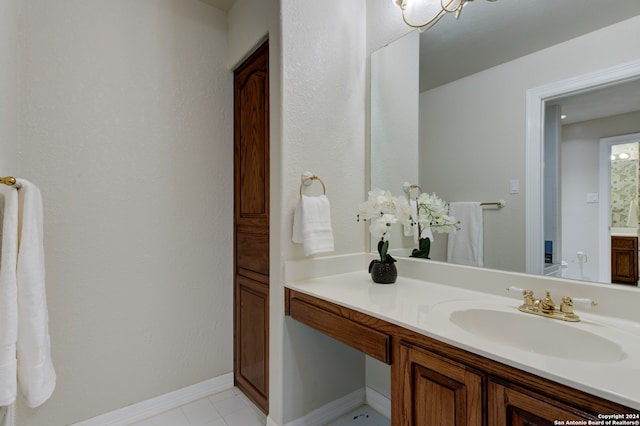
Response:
15,179,56,408
627,199,639,228
0,186,19,409
447,202,483,267
292,195,335,256
404,199,418,239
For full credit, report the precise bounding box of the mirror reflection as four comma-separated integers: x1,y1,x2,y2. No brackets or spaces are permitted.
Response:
371,1,640,286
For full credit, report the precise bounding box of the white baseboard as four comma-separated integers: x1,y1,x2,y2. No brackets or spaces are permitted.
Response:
284,388,365,426
72,373,234,426
365,387,391,419
282,387,391,426
266,416,280,426
72,378,392,426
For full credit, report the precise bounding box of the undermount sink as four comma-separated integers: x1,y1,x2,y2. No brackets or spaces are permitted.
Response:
449,308,626,363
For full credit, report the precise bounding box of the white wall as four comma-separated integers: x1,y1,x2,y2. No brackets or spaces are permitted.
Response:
230,0,369,423
0,0,20,172
419,14,640,273
280,0,368,423
16,1,232,424
561,111,640,282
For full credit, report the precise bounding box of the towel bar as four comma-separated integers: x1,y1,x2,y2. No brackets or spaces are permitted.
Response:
480,200,506,208
299,175,326,197
402,182,423,200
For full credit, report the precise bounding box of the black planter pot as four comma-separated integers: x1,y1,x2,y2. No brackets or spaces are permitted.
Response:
369,260,397,284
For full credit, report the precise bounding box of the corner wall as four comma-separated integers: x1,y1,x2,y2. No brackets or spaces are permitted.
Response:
279,0,368,423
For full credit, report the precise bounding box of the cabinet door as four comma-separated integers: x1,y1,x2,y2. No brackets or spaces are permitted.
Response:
611,236,638,284
234,40,270,414
397,342,483,426
489,379,595,425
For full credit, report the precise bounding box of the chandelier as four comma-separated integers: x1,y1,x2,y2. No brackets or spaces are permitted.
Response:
394,0,497,32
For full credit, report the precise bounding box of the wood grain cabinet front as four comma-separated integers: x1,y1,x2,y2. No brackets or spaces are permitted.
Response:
611,236,639,285
397,341,483,426
488,378,598,425
287,290,392,364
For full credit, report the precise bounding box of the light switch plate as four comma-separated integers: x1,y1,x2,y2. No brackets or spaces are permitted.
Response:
509,179,520,194
586,193,599,203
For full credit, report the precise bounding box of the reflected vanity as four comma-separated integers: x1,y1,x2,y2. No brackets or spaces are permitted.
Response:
370,1,640,287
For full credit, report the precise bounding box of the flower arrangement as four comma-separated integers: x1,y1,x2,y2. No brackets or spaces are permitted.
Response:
357,188,412,263
357,188,459,283
411,192,459,258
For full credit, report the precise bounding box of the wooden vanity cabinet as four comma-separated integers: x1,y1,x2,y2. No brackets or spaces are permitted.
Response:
488,378,597,425
611,236,639,285
397,341,483,426
285,289,639,425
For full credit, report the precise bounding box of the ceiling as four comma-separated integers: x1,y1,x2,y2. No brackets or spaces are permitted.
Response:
418,0,640,123
199,0,235,12
550,78,640,125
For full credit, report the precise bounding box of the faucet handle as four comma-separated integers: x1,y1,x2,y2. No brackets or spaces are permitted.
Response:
507,287,536,308
572,298,598,309
540,291,556,313
506,286,525,295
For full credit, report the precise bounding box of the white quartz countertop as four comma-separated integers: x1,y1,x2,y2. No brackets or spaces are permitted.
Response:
286,271,640,411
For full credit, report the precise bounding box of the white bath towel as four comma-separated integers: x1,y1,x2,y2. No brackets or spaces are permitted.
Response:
0,187,19,408
627,199,639,228
292,195,335,256
447,202,484,267
15,179,56,408
0,405,15,426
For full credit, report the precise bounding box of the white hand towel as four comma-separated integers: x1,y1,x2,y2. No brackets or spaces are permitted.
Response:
16,179,56,408
447,202,483,267
292,195,334,256
627,199,639,228
0,187,19,408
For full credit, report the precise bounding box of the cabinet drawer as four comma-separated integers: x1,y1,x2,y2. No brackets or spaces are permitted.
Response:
611,236,638,250
289,298,391,364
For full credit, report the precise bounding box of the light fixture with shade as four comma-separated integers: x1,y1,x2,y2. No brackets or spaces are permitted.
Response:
394,0,497,32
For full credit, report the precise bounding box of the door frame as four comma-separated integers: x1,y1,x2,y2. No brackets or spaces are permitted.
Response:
525,59,640,276
599,132,640,283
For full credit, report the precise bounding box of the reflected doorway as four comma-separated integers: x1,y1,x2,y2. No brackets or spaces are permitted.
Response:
526,59,640,284
600,133,640,286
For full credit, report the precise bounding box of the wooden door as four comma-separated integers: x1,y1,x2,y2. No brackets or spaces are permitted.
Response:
611,236,638,285
397,342,483,426
234,41,269,414
488,379,596,425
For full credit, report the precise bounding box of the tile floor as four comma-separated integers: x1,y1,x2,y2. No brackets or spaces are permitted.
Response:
132,388,265,426
133,387,390,426
326,405,390,426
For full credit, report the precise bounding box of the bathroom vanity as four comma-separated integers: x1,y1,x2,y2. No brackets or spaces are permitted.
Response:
284,256,640,425
611,235,639,285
